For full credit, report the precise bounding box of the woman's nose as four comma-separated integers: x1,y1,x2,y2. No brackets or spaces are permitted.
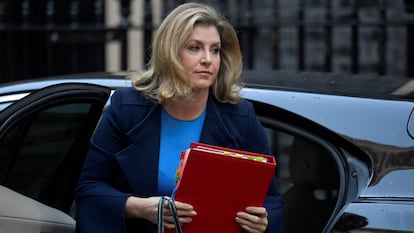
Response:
201,51,211,64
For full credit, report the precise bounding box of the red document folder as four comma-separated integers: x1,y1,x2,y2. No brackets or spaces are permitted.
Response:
167,142,276,233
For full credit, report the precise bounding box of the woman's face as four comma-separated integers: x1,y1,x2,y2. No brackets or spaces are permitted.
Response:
179,24,221,93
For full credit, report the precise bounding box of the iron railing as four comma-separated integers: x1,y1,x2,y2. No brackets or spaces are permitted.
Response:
1,0,414,83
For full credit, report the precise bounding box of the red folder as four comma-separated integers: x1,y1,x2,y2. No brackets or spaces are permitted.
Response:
167,142,276,233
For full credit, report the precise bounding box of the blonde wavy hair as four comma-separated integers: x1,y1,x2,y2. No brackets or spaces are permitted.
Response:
129,2,243,104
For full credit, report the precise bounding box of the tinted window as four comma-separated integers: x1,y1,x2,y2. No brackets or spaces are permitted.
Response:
0,103,92,211
262,122,340,233
0,103,12,111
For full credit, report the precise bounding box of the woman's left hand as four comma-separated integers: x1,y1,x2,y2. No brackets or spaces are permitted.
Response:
235,206,268,233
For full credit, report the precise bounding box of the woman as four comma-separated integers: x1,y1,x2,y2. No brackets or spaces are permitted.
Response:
75,2,283,233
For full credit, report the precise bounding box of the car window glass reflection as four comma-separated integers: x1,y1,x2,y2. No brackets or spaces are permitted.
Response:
362,169,414,198
263,126,340,233
0,103,91,211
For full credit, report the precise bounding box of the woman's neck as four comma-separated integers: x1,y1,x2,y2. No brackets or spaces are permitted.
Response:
163,90,208,121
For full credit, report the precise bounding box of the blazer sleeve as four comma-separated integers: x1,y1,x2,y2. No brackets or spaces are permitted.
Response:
245,101,284,233
75,89,132,233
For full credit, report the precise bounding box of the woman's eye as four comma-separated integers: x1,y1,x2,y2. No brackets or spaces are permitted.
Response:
188,45,200,52
211,48,221,54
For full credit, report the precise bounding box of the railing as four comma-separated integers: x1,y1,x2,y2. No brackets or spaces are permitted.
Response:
1,0,413,84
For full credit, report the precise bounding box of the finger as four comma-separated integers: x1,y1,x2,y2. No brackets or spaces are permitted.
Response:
238,223,260,233
163,221,177,229
162,215,175,224
173,200,194,210
245,207,267,217
163,216,193,225
163,209,194,224
162,200,194,214
236,212,268,233
236,217,267,233
176,208,197,217
166,200,197,217
237,211,262,223
179,216,193,224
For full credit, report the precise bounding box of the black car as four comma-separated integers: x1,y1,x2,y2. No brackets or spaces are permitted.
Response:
0,71,413,233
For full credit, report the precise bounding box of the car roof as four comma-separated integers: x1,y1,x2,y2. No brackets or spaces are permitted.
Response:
241,70,414,101
0,72,131,95
1,71,414,101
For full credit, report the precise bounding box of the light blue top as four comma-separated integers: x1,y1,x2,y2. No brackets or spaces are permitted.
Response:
157,107,206,195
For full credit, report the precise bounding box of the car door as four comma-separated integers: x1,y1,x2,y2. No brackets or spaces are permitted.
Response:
249,100,371,233
0,83,111,233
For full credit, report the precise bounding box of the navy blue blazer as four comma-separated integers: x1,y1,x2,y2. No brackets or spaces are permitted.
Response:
75,87,283,233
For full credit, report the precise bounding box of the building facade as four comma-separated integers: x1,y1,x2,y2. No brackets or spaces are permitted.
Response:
1,0,413,83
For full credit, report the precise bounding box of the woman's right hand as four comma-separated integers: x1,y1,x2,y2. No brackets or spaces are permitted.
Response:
125,196,197,229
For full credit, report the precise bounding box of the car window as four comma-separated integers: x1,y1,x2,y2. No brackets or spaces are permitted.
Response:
0,103,12,111
260,120,341,233
0,103,90,200
0,83,110,213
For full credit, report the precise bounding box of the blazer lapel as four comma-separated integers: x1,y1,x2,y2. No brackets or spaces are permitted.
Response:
116,105,161,196
200,97,237,148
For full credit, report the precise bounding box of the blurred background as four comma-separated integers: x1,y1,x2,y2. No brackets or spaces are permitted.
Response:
1,0,413,83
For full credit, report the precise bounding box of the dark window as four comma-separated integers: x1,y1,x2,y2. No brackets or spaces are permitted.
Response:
261,120,340,233
0,102,93,212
